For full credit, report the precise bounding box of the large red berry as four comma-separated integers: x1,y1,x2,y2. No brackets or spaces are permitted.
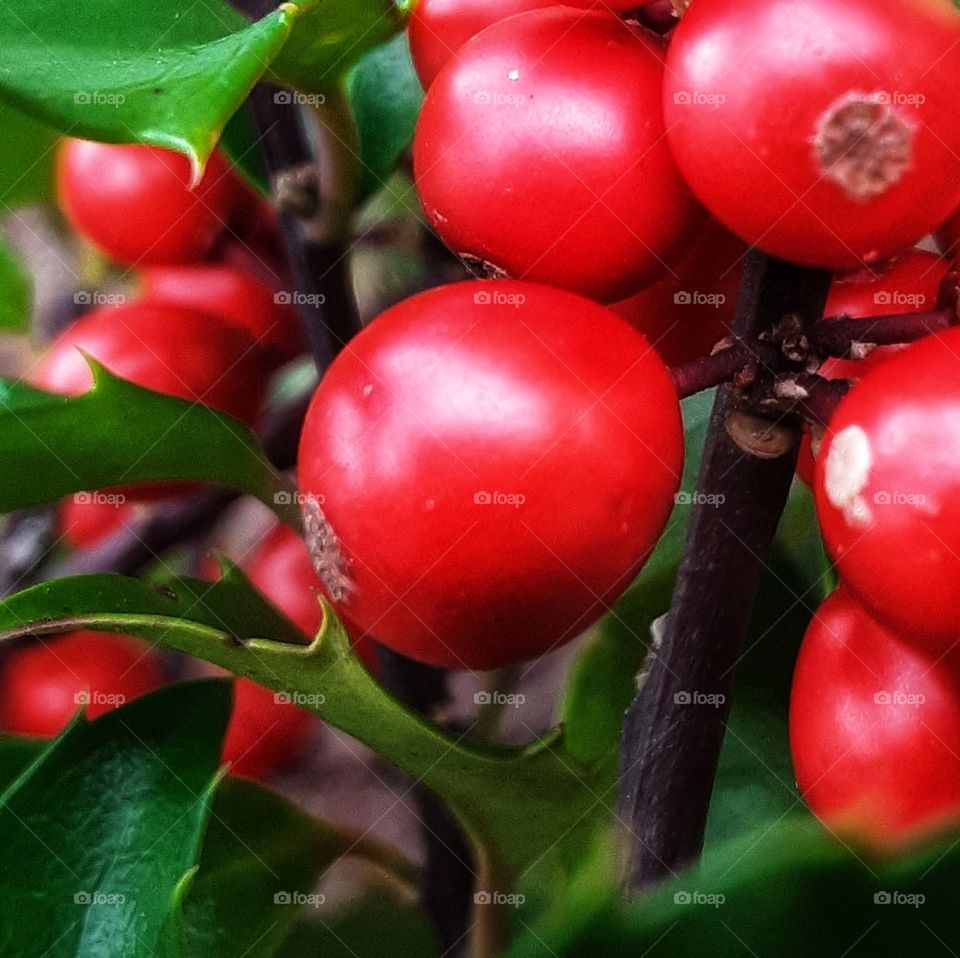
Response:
57,140,244,266
814,327,960,653
791,588,960,846
663,0,960,269
36,300,267,429
413,8,702,303
140,265,307,368
0,632,165,737
409,0,640,89
223,678,315,780
297,281,683,670
611,218,746,366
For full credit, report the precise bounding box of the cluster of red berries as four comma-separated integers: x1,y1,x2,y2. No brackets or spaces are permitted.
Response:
405,0,960,846
0,140,314,780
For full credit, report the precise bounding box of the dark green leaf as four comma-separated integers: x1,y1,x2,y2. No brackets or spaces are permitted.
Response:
277,891,438,958
184,778,377,958
0,101,58,206
0,680,230,958
0,1,309,172
347,32,423,200
220,105,269,197
0,237,31,332
0,364,292,516
513,816,960,957
0,734,47,791
270,1,409,93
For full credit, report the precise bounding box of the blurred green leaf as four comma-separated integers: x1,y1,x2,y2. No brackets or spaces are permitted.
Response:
270,0,409,93
277,891,438,958
0,1,310,172
0,680,230,958
347,32,423,200
0,364,291,516
220,105,269,197
0,101,58,207
0,237,31,333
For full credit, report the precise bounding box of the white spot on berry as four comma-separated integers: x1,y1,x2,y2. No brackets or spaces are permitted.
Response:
824,425,874,529
303,496,353,602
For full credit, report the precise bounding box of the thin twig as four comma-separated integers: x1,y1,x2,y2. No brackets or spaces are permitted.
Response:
619,253,832,891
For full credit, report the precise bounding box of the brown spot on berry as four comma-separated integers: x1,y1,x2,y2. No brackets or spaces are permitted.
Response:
303,496,352,602
459,253,509,280
815,93,914,202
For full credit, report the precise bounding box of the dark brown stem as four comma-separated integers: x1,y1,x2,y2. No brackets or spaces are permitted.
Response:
670,339,778,398
808,308,953,358
619,253,832,892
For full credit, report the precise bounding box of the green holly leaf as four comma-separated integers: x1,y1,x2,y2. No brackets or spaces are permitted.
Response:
0,237,31,333
347,32,423,201
184,776,415,958
270,0,410,93
0,567,611,894
0,0,312,173
0,365,293,518
0,680,230,958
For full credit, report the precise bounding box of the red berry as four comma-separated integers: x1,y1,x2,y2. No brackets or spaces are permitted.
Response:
223,678,315,780
57,140,244,266
791,588,960,846
59,494,135,550
663,0,960,269
0,632,165,737
409,0,640,89
297,280,683,670
814,327,960,653
36,300,267,429
610,219,746,366
140,265,307,368
413,8,702,303
796,249,949,485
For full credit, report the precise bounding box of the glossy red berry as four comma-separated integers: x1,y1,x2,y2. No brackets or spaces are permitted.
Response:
297,280,683,670
814,327,960,653
140,265,307,368
610,219,746,366
663,0,960,269
796,249,950,485
409,0,640,89
413,8,702,303
791,588,960,846
36,300,267,429
0,632,165,737
223,678,315,780
57,140,244,266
